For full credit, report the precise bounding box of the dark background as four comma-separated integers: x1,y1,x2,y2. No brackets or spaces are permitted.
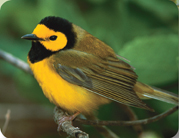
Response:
0,0,178,138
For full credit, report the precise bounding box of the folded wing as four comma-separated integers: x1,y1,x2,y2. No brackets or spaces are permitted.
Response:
52,49,153,111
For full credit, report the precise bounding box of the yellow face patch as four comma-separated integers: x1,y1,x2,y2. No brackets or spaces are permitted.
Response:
32,24,67,51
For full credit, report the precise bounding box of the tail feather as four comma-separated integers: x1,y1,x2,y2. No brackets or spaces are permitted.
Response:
134,82,178,105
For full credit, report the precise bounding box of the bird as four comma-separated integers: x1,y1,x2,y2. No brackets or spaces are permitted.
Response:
21,16,178,123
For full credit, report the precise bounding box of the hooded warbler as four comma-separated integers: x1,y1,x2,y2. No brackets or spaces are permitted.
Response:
21,16,178,118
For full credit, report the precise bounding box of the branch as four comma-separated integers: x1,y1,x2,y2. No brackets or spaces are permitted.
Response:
0,50,33,75
53,106,178,136
54,107,89,138
2,109,11,135
118,104,143,136
84,115,119,138
74,106,178,126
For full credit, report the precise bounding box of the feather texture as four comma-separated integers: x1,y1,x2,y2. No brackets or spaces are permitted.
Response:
52,49,153,111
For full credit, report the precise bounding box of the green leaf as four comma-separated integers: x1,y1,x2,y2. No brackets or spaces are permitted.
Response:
119,34,178,85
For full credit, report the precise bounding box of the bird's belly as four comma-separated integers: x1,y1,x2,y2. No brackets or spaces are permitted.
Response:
28,59,110,114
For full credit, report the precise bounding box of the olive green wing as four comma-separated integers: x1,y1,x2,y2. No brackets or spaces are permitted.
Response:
56,64,93,89
52,49,152,111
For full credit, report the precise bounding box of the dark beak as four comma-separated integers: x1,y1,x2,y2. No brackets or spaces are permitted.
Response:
21,34,43,41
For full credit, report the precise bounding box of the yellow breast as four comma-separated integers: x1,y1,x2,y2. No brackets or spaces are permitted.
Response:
28,57,110,114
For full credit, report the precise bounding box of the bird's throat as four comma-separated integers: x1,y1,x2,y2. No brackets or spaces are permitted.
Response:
28,41,56,63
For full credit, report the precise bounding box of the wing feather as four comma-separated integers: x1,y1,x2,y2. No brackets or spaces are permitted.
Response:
51,49,153,111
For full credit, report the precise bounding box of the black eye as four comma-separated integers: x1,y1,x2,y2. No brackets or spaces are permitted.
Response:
49,35,57,41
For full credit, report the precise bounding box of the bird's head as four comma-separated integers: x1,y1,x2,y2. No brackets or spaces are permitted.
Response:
21,16,76,52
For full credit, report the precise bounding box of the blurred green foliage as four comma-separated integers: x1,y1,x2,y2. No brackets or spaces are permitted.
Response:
0,0,178,138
